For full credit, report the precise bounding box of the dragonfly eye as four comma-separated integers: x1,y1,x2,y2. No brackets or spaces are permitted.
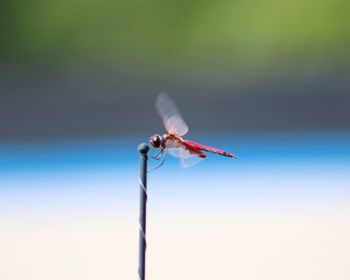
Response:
150,134,162,148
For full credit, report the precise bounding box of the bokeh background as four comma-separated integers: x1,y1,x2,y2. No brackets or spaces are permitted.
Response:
1,1,350,279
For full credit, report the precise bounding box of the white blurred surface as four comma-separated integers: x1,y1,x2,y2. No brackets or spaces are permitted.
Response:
0,209,349,280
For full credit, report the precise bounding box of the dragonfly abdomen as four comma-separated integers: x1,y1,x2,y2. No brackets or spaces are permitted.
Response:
183,140,237,158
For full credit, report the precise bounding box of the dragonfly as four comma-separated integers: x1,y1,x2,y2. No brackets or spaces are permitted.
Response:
149,94,237,171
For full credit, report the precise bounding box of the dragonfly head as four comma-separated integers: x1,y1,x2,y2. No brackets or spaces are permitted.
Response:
149,134,164,149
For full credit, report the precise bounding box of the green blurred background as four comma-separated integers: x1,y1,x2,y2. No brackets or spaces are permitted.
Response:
1,0,349,140
2,0,350,66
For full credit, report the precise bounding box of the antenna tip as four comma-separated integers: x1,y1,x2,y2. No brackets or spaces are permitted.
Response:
138,143,150,154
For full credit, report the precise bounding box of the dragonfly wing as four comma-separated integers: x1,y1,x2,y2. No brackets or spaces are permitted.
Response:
179,148,205,168
165,140,205,168
165,115,189,137
156,93,189,136
165,139,184,158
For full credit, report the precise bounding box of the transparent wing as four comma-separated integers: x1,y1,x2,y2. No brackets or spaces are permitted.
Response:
165,140,205,168
179,148,205,168
156,93,189,136
165,139,183,157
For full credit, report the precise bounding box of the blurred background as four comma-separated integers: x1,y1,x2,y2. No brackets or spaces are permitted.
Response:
0,0,349,279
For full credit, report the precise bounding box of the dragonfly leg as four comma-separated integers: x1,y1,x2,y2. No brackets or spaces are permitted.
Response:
148,151,166,173
151,149,163,160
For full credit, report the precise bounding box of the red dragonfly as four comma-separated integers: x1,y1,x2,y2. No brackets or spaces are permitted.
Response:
149,94,237,170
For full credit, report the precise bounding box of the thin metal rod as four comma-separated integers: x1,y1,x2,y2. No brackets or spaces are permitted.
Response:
138,143,149,280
